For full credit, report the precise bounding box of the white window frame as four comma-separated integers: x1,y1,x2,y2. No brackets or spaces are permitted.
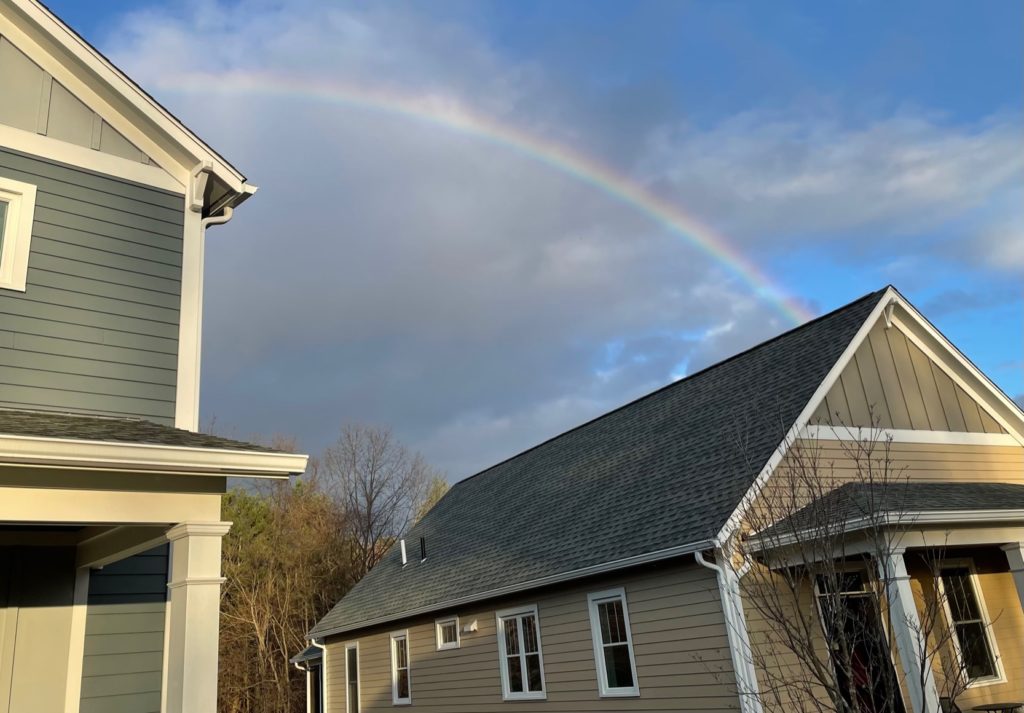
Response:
0,176,37,292
390,630,412,705
936,559,1005,688
495,604,547,701
587,588,641,697
345,641,360,713
435,615,460,651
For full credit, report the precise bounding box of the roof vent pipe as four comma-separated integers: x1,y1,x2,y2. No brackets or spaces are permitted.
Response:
420,537,427,562
400,539,407,566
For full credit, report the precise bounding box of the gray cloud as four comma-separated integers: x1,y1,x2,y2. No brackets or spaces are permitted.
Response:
102,1,1023,477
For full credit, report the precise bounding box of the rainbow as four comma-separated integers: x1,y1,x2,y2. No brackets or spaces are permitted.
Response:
163,72,814,325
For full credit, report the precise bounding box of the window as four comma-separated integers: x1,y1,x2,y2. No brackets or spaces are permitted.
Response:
390,631,411,704
587,588,640,697
346,643,360,713
309,662,324,713
435,616,460,651
0,176,37,292
940,564,1002,684
495,605,546,700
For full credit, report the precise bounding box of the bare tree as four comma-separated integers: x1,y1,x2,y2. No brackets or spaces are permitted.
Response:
319,424,443,577
733,424,980,713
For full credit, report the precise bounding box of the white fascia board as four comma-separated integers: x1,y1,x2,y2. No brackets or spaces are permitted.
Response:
800,425,1019,448
748,511,1024,551
5,0,250,193
311,538,715,640
0,433,307,477
714,287,895,545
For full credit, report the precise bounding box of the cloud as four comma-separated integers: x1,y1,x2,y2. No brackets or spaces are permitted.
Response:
101,0,1022,477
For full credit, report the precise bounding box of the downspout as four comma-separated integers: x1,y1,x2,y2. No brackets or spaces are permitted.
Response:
310,638,327,713
695,548,763,713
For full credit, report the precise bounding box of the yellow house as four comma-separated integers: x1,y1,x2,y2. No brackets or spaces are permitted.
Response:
302,287,1023,713
0,1,307,711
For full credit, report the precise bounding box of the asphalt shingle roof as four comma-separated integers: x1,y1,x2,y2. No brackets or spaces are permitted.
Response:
754,481,1024,541
311,289,886,638
0,409,277,452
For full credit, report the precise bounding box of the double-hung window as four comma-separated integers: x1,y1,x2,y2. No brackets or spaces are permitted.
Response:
940,565,1002,684
390,631,411,705
495,605,546,700
435,616,460,651
588,588,640,697
0,176,37,292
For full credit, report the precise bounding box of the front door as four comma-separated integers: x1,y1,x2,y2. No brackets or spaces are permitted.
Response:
817,572,906,713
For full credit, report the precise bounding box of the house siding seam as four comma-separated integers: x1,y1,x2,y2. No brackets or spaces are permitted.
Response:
0,146,183,424
80,544,169,713
324,560,740,713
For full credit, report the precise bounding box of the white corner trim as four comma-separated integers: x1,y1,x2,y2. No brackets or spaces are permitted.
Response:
0,432,308,476
715,288,896,544
174,202,203,429
0,123,183,192
800,425,1019,447
0,174,36,291
63,566,89,713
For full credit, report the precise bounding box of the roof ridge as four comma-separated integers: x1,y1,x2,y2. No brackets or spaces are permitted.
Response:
453,287,887,488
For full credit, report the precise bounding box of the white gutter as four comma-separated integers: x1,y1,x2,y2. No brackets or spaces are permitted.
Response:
695,548,763,713
0,432,307,477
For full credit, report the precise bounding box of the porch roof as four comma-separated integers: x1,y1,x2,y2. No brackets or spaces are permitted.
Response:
0,408,308,477
751,481,1024,544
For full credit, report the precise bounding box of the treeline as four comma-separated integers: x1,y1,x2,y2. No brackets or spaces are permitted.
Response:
217,424,448,713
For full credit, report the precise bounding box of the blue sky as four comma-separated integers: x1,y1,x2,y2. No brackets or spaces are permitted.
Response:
49,0,1023,476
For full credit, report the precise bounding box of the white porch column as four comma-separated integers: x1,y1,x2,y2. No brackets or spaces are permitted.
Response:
1001,542,1024,614
877,549,940,713
164,522,231,713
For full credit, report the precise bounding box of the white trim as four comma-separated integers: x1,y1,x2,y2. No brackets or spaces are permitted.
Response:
0,175,36,292
800,425,1017,447
0,123,183,192
62,566,89,713
344,641,360,713
434,615,460,651
389,630,411,705
586,587,640,698
715,288,894,544
174,202,202,429
495,604,547,701
312,537,712,639
160,543,173,713
0,431,308,477
935,558,1007,688
889,309,1024,446
2,0,248,192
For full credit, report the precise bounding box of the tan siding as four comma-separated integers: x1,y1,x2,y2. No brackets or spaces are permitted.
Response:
813,322,1006,433
324,561,739,712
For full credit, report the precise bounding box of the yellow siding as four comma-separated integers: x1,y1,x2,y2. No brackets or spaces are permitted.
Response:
324,560,740,712
812,322,1006,433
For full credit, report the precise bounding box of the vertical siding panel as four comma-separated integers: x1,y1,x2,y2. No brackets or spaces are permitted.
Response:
886,329,931,429
931,363,967,431
954,385,985,432
854,345,892,428
866,327,911,427
906,339,950,430
823,383,852,426
978,408,1005,435
840,360,871,427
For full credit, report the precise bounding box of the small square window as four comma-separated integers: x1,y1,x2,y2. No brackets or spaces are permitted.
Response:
435,616,460,651
0,176,37,293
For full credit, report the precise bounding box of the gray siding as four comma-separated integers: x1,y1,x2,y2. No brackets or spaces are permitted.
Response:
80,545,168,713
812,322,1005,433
0,147,183,423
325,560,739,712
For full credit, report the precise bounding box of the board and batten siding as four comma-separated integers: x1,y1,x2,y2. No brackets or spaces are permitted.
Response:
324,560,739,713
812,321,1005,433
80,545,169,713
0,146,183,424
